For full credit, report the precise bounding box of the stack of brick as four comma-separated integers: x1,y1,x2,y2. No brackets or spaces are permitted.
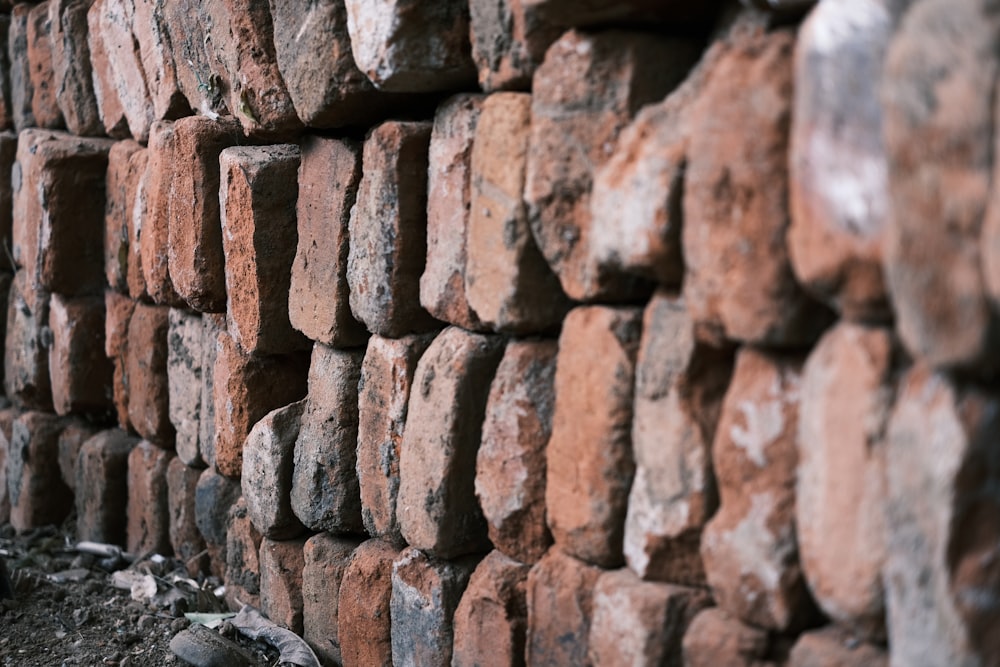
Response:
2,0,1000,665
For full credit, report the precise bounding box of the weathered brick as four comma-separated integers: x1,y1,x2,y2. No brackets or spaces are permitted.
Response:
338,539,399,667
157,2,223,121
167,456,207,575
57,419,100,492
105,290,134,431
0,410,10,524
452,550,530,667
225,496,262,609
93,0,153,141
701,348,814,631
625,292,733,585
526,31,697,302
167,115,241,313
469,0,560,91
526,547,601,667
788,0,895,323
130,0,188,121
682,607,778,667
221,144,307,354
0,16,12,131
0,132,15,273
48,0,101,136
290,344,364,533
788,626,888,667
398,326,504,558
390,547,479,667
168,308,204,467
125,147,150,300
243,400,306,539
48,294,113,418
9,5,35,131
589,568,712,666
797,322,891,640
259,536,308,634
468,92,569,333
546,306,641,568
140,120,185,306
520,0,722,27
344,0,475,92
199,313,224,469
126,302,174,446
302,533,360,667
85,0,128,138
5,271,52,410
421,94,484,331
348,121,439,337
104,139,144,294
75,429,137,545
197,467,242,579
289,135,367,347
213,329,308,478
476,339,556,564
27,2,63,129
8,410,69,532
126,440,173,555
357,333,434,542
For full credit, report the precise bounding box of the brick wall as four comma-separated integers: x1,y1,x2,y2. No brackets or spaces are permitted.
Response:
0,0,998,665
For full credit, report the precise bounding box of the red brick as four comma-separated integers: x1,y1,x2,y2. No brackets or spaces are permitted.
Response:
788,627,888,667
157,2,223,121
259,536,308,634
126,302,174,446
5,271,52,410
421,94,484,331
302,533,360,667
212,329,308,478
48,0,101,136
546,306,641,567
140,120,185,306
75,429,137,545
104,139,144,294
27,2,63,129
525,547,601,667
452,550,530,667
701,348,813,631
348,121,439,337
168,308,204,467
12,129,113,296
525,30,698,302
93,0,153,141
390,547,479,667
476,339,556,564
48,294,113,418
220,144,307,354
0,132,15,273
8,410,70,532
125,147,150,300
57,419,100,492
683,26,830,346
130,0,188,120
398,326,504,558
85,0,129,138
199,313,225,469
788,1,894,323
243,400,306,539
797,323,891,640
104,290,134,431
9,5,36,131
289,135,368,347
344,0,475,92
338,539,399,667
290,344,364,533
625,292,733,585
682,608,779,667
225,496,263,609
357,333,435,542
468,91,569,332
589,568,711,666
469,0,560,91
126,440,173,555
167,457,207,576
196,467,242,578
166,115,241,313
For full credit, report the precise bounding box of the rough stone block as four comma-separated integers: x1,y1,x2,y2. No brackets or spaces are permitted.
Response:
48,294,113,418
701,348,813,631
199,313,224,469
9,5,35,131
788,626,888,667
338,539,399,667
302,533,360,667
468,91,569,332
390,547,479,667
290,344,364,533
27,2,63,129
469,0,560,91
682,608,778,667
167,456,207,575
589,568,712,667
398,326,504,558
546,306,641,568
57,419,100,492
476,339,556,564
85,0,128,138
104,139,144,294
344,0,475,92
49,0,102,136
8,410,69,532
126,302,174,446
168,308,204,467
126,439,173,555
197,467,242,579
75,429,137,545
243,400,306,539
139,120,185,306
94,0,153,141
452,550,530,667
357,333,434,542
526,30,698,302
220,144,307,354
525,547,601,667
225,496,262,609
260,536,307,634
5,271,52,410
624,292,733,585
348,121,439,337
289,135,367,347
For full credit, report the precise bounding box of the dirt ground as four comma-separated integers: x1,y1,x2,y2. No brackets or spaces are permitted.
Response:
0,519,279,667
